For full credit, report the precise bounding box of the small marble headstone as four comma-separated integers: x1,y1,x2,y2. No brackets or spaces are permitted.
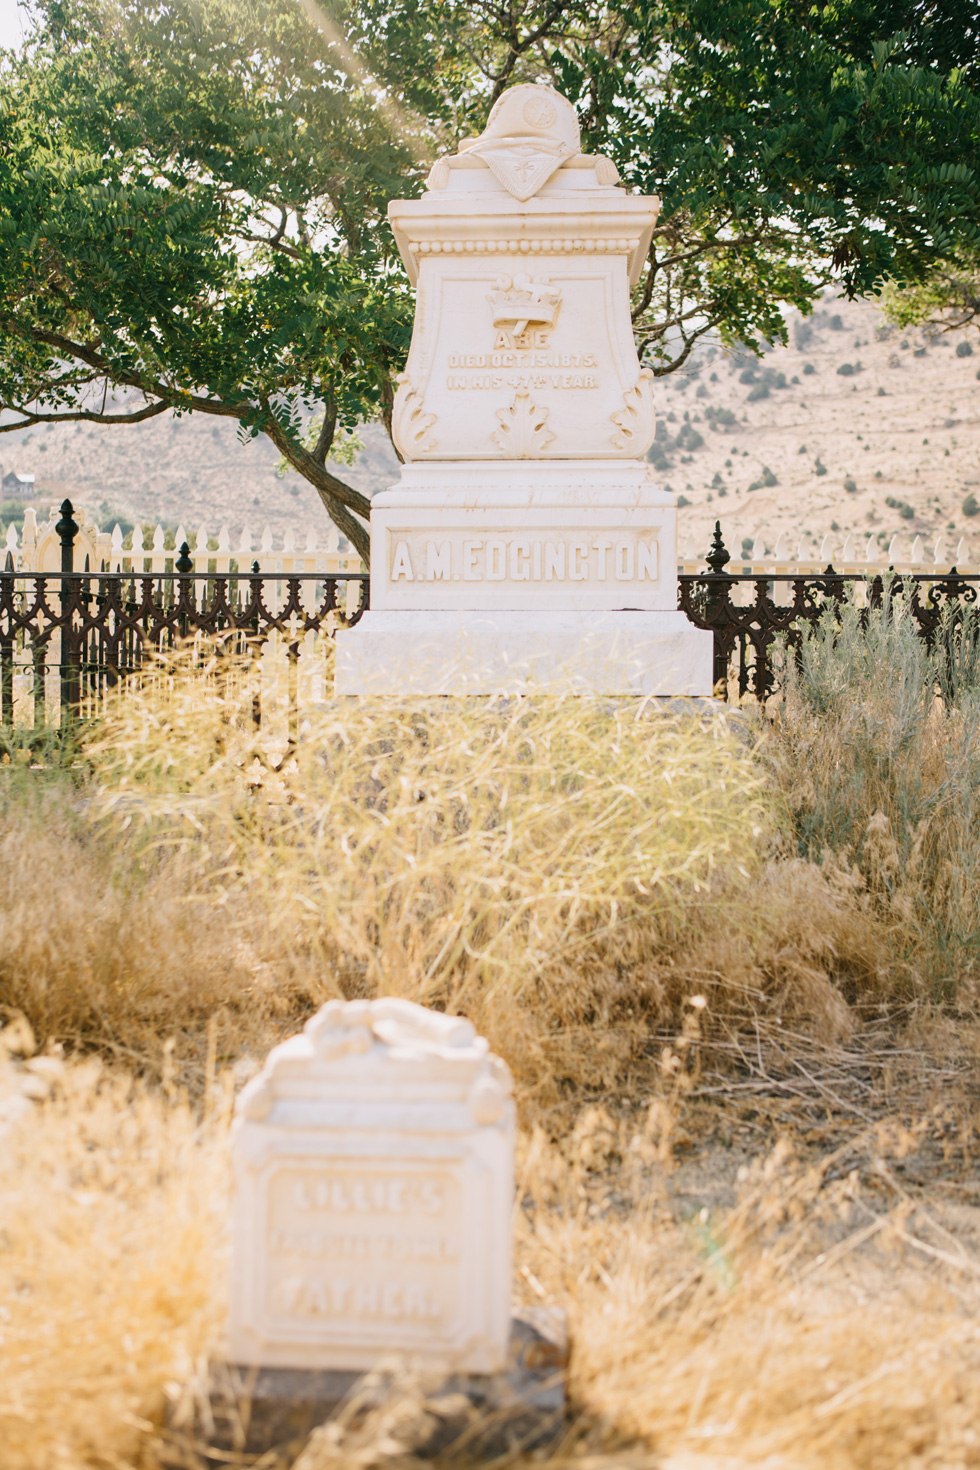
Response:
229,998,515,1374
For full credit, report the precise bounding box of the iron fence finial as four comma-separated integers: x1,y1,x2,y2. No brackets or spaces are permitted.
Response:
56,498,79,576
706,521,731,575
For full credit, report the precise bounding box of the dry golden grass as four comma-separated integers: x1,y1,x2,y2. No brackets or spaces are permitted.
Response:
518,1111,980,1470
0,1054,227,1470
4,644,980,1469
0,651,915,1108
0,656,793,1104
4,1052,980,1470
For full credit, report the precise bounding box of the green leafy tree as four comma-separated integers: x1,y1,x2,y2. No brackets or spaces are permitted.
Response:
0,0,424,558
883,249,980,336
1,0,978,556
350,0,980,368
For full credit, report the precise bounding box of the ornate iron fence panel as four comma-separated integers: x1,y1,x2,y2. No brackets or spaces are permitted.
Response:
0,500,368,731
680,523,980,701
8,506,979,724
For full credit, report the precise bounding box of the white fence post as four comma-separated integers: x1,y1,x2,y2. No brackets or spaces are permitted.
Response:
216,525,231,577
151,524,167,575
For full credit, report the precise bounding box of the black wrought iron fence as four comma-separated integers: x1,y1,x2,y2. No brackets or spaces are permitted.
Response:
0,499,368,731
6,503,978,727
680,523,980,701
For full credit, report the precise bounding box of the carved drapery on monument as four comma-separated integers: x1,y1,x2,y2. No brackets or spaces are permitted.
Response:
335,83,713,695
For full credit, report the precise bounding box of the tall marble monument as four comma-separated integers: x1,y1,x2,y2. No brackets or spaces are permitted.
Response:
335,83,712,695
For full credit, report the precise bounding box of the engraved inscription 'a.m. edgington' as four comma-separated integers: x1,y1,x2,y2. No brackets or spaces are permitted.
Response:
388,533,659,586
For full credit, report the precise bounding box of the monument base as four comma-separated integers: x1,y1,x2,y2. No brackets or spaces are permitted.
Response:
335,609,713,696
163,1311,567,1463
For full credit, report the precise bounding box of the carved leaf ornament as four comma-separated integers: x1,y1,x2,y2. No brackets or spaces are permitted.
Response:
610,370,655,451
491,391,556,457
393,374,438,455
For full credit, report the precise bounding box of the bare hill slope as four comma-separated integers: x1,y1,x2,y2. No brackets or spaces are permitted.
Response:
662,295,980,566
0,409,399,544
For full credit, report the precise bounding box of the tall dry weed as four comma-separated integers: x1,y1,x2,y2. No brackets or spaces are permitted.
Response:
770,594,980,999
3,643,980,1468
0,1058,226,1470
11,660,777,1098
0,652,911,1101
5,1061,980,1470
519,1115,980,1470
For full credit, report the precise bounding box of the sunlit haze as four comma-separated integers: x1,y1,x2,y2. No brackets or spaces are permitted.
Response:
0,0,30,51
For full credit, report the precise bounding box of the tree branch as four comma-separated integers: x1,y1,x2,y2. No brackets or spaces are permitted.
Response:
1,320,374,542
14,323,246,417
486,0,570,103
379,375,403,463
0,399,172,430
238,228,303,260
312,396,338,466
639,317,722,375
261,409,371,562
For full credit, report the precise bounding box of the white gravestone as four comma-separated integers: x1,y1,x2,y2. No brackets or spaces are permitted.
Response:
229,998,515,1374
335,82,712,695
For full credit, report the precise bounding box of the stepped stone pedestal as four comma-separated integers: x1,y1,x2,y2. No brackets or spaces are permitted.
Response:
335,82,711,693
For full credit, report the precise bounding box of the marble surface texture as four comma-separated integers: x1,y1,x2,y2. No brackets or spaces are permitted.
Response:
336,82,712,695
228,999,515,1373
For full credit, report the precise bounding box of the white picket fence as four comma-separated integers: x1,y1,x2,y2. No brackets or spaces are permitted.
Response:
5,503,970,583
678,528,976,577
1,504,365,579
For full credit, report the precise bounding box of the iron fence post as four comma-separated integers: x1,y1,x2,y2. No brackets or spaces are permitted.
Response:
704,522,733,696
176,541,193,640
1,549,13,726
250,559,261,729
56,498,79,723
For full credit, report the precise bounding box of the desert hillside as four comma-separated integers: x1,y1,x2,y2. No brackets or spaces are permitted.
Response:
662,294,980,567
1,293,978,563
0,407,400,547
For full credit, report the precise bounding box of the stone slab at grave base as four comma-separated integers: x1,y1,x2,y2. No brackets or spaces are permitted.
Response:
163,1310,567,1465
336,608,712,696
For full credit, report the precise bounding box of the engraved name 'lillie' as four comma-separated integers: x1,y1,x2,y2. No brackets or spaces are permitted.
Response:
389,535,659,584
291,1175,445,1214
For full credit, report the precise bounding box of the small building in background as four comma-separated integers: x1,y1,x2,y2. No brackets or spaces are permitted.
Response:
2,471,36,498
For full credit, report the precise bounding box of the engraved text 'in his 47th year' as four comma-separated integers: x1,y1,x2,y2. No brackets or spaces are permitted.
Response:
388,533,659,585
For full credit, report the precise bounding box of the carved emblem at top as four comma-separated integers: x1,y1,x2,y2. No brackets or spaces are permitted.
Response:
236,997,514,1129
488,274,561,338
425,83,620,201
